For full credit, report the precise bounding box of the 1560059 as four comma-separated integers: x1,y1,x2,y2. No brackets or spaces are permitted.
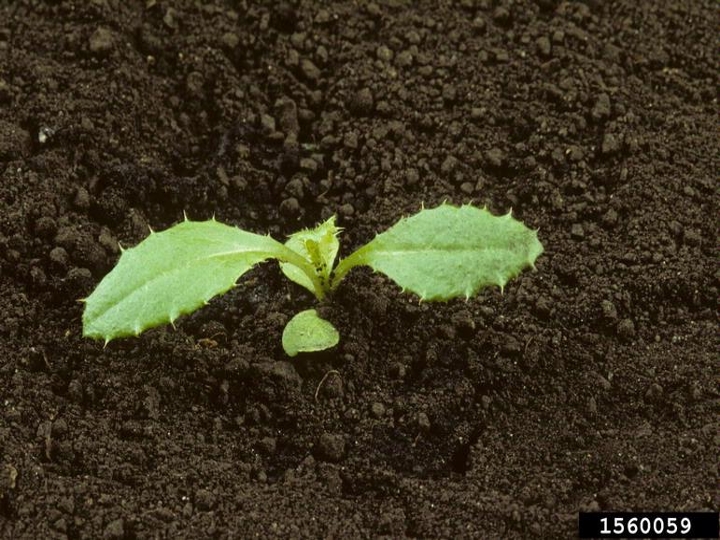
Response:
579,512,719,539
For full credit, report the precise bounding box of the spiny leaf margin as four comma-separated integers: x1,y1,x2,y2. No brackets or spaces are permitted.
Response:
82,219,311,343
332,203,543,301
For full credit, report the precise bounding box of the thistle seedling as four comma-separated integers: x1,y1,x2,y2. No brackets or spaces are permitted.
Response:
82,204,543,356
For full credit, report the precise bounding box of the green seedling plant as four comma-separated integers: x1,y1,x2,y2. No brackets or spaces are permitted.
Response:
82,203,543,356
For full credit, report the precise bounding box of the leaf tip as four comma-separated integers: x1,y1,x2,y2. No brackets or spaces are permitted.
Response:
148,225,155,234
77,297,87,304
103,338,111,349
183,210,189,222
118,242,125,253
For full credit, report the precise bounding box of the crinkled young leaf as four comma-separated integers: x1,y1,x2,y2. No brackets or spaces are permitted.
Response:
280,216,341,297
82,219,316,343
332,204,543,300
282,309,340,357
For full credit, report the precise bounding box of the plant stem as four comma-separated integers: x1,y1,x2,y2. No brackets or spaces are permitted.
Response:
278,244,327,300
329,246,367,291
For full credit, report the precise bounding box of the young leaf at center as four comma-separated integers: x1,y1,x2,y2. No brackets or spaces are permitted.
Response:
280,216,341,297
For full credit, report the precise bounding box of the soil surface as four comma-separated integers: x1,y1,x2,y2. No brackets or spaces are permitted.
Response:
1,1,718,538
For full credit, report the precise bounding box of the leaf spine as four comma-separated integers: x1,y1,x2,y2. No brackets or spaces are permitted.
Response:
464,286,473,301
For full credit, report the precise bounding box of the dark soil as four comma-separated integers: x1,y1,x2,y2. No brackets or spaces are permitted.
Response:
1,1,718,538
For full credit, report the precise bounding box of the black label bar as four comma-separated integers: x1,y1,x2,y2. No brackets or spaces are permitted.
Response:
578,512,719,538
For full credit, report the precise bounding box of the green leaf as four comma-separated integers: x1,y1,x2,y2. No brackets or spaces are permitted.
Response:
332,204,543,300
280,216,341,296
82,219,318,343
282,309,340,357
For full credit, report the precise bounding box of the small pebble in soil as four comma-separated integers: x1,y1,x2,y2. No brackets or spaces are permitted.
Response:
299,157,317,173
441,155,459,174
221,32,239,49
390,362,406,379
644,383,664,402
534,296,552,318
602,208,618,227
492,6,511,25
442,84,457,102
259,113,276,136
88,27,114,56
34,216,57,239
274,96,299,136
103,518,124,540
317,433,345,462
300,58,321,82
592,93,611,120
395,50,413,67
587,396,597,414
601,300,617,320
349,87,374,116
51,419,68,438
279,197,300,216
339,203,354,217
258,437,277,455
594,373,612,391
416,412,431,433
601,133,621,155
194,488,215,511
472,17,487,33
536,36,551,57
321,372,343,398
616,318,635,340
65,267,94,296
376,45,393,62
73,187,90,210
67,379,83,403
370,402,385,418
485,147,505,167
683,229,702,247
